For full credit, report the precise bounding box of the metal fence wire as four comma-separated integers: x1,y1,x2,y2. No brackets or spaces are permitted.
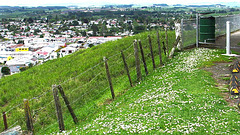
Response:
181,14,240,48
215,14,240,37
181,19,197,47
1,30,177,134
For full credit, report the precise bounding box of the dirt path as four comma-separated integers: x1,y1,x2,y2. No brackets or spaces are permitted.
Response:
204,30,240,107
204,62,238,107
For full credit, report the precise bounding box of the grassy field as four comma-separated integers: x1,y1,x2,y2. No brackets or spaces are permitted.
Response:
49,48,240,134
0,30,176,133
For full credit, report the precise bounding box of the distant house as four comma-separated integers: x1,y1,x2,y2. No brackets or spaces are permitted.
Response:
6,57,36,66
60,46,77,55
49,52,58,60
35,45,58,59
9,66,20,75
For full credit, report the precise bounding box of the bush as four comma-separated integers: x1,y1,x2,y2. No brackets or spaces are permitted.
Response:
1,66,10,75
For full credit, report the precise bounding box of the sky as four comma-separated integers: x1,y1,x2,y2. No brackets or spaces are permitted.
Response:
0,0,239,7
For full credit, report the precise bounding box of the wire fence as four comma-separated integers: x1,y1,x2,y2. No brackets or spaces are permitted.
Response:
181,19,197,48
5,13,240,132
0,30,177,134
181,14,240,48
215,14,240,37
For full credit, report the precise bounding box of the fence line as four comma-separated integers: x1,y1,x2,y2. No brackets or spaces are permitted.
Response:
2,41,135,118
4,103,24,115
67,71,105,95
8,121,19,129
1,30,178,134
29,89,52,102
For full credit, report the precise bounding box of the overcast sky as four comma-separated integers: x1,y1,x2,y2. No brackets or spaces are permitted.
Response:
0,0,239,7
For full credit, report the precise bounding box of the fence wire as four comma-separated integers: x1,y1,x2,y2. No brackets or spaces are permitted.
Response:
1,30,176,134
215,14,240,37
181,19,197,47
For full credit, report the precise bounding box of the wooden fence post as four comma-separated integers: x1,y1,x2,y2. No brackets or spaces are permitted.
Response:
138,40,148,75
58,85,78,124
52,85,65,132
2,112,8,130
121,51,133,87
165,28,169,57
23,99,34,133
134,40,142,82
157,31,163,66
104,57,115,99
148,35,156,69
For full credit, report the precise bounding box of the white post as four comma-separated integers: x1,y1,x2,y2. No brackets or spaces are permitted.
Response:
196,13,199,48
226,21,231,55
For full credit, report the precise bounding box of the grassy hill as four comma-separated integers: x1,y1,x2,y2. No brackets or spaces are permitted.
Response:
0,30,176,133
52,48,240,134
2,29,238,134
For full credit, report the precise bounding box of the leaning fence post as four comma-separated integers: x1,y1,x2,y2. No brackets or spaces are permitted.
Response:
165,28,169,57
104,57,115,99
157,31,163,66
52,85,65,132
138,40,148,75
148,35,156,69
134,40,142,82
58,85,78,124
121,51,133,87
2,112,8,130
23,99,34,133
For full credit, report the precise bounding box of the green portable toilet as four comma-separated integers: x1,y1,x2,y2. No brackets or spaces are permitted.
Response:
199,17,215,43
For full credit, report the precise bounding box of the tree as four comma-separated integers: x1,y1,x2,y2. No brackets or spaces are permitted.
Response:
91,24,99,36
17,40,24,44
89,44,94,48
72,20,79,26
133,25,146,34
19,67,28,72
33,29,41,35
1,67,10,75
28,63,33,68
81,31,87,36
27,18,34,23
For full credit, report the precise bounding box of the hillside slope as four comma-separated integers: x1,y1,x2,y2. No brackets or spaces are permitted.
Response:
0,30,176,132
51,48,240,134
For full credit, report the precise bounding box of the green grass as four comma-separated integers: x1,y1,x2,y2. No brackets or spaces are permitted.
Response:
53,48,240,134
2,29,238,134
0,30,176,133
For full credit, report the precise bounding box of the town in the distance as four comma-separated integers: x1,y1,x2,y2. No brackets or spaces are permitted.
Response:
0,3,238,75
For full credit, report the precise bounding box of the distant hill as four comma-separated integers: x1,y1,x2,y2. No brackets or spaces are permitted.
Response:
153,4,169,7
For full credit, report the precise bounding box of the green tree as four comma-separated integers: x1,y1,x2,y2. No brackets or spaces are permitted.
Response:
72,20,79,26
89,44,94,48
91,24,99,36
81,31,87,36
133,25,146,34
1,67,10,75
19,67,28,72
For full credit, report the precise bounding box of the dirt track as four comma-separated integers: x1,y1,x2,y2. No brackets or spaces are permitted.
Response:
204,30,240,108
